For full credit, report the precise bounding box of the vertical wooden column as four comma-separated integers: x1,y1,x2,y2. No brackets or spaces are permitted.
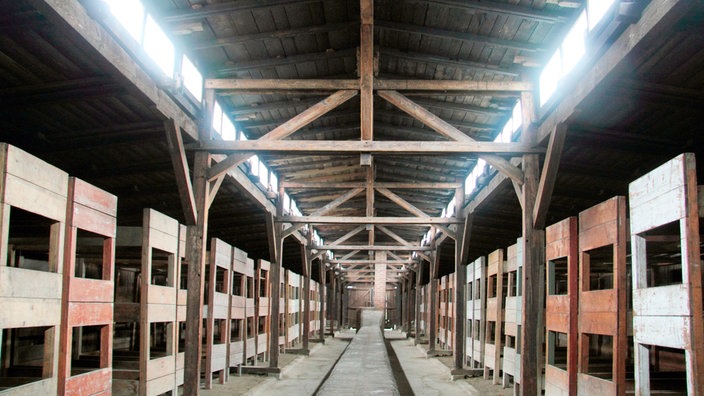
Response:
406,271,413,333
302,242,311,352
454,187,470,370
266,212,283,369
519,88,545,396
400,277,406,330
319,261,327,342
360,0,373,142
329,271,337,335
184,87,215,395
428,250,439,352
414,260,423,344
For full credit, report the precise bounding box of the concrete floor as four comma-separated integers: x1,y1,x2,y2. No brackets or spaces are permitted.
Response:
202,328,511,395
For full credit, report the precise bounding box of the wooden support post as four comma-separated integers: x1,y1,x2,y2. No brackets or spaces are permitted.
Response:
454,211,471,371
519,88,545,396
319,261,327,342
428,250,439,352
360,0,374,142
415,259,423,344
400,277,406,331
183,151,210,395
330,272,337,335
406,271,413,333
266,212,283,369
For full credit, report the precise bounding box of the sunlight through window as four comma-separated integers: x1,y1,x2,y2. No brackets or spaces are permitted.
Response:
539,51,561,107
143,16,175,77
212,101,223,134
588,0,617,31
105,0,145,43
221,117,236,141
181,55,202,101
562,12,588,76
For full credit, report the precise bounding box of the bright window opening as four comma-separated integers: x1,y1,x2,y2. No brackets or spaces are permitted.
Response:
539,51,561,107
143,15,175,78
181,55,202,101
588,0,617,31
105,0,145,43
221,116,236,141
562,12,588,76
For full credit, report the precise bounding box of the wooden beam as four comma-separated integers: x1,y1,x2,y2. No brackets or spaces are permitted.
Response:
414,258,423,345
453,192,470,371
265,211,283,368
277,216,463,225
376,20,542,52
374,78,534,92
191,21,356,50
519,87,544,396
206,89,357,181
375,225,413,246
366,165,375,245
328,225,367,247
183,151,210,395
216,48,356,75
161,0,319,22
360,0,374,141
378,90,525,185
412,0,571,22
194,140,543,156
205,78,359,90
376,187,427,217
316,245,433,251
536,1,690,144
29,0,198,139
164,119,197,225
282,181,461,189
533,123,568,229
282,187,364,238
380,47,522,77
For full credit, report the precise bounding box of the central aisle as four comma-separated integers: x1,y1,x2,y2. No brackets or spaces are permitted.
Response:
317,310,399,395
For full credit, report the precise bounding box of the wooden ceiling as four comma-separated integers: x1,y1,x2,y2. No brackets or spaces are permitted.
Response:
1,0,703,283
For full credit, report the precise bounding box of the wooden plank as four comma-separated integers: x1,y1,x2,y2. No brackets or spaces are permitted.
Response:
377,90,525,185
360,0,374,141
205,78,359,90
533,123,568,228
281,181,461,189
206,90,358,181
164,120,197,225
316,245,432,251
277,216,463,225
197,140,542,155
282,187,364,238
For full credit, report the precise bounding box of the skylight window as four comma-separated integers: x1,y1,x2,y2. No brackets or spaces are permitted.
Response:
561,12,588,76
212,101,223,134
181,55,202,101
258,162,269,187
221,116,236,141
105,0,145,43
143,15,175,78
539,51,561,107
249,156,260,177
270,172,279,192
588,0,617,31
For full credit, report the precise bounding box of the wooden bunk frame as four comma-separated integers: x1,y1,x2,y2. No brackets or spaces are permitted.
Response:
203,238,231,389
174,224,187,392
244,258,256,364
0,144,68,395
545,217,578,396
255,259,271,362
229,247,248,370
112,209,182,396
503,239,523,390
58,178,117,396
628,153,704,395
438,275,448,349
484,248,505,384
286,271,301,347
466,257,486,370
577,197,628,395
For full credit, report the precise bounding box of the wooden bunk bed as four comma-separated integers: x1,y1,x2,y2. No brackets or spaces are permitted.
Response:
484,248,505,384
0,144,68,394
545,217,578,396
58,178,117,396
202,238,231,389
503,239,523,391
229,247,248,370
466,257,486,370
629,153,704,395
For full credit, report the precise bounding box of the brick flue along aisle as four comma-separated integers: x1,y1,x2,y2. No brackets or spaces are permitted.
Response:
317,310,399,395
